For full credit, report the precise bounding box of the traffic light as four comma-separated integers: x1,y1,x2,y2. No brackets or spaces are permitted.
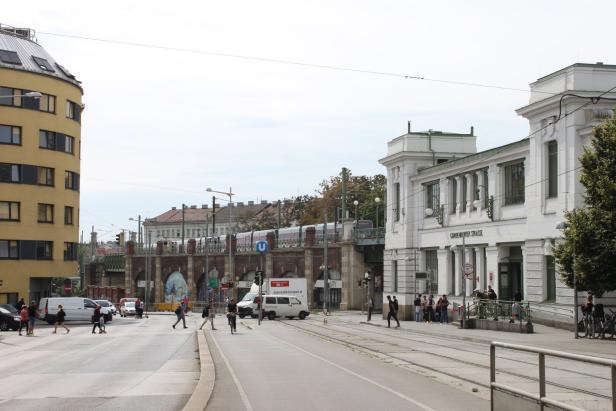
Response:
254,270,264,286
115,233,121,245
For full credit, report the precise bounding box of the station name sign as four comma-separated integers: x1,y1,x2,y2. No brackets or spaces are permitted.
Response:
449,230,483,239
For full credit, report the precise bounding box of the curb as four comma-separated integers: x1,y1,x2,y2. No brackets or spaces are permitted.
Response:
358,320,493,345
183,329,215,411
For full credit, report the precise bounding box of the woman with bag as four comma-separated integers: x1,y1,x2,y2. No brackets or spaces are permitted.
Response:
199,303,216,330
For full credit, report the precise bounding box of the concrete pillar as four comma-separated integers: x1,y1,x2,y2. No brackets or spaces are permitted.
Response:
437,248,451,295
485,245,500,292
340,243,364,310
476,247,486,291
187,254,195,303
477,171,485,214
454,248,463,295
465,173,473,216
265,253,274,279
304,248,315,309
464,247,473,296
125,256,133,296
455,176,461,215
155,256,162,303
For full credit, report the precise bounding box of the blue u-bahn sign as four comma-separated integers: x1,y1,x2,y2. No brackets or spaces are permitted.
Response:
255,240,269,253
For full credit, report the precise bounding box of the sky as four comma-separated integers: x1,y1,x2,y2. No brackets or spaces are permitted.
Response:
5,1,616,240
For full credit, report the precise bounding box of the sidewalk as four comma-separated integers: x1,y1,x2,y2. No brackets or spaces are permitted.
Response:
326,311,616,358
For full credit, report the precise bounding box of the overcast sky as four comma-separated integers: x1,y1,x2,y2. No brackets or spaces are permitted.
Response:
6,1,616,240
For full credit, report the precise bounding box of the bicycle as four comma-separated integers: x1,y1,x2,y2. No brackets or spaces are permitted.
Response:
603,309,616,339
577,306,595,338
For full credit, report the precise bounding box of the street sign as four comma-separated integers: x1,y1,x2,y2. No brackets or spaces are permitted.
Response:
255,240,268,253
464,263,474,278
209,278,219,288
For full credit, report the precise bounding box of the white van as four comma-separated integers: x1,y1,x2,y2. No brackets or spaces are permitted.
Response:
38,297,100,324
262,295,309,320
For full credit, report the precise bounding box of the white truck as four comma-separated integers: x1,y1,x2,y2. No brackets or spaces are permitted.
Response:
237,278,308,318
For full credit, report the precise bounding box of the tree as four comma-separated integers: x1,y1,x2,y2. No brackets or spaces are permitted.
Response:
553,110,616,296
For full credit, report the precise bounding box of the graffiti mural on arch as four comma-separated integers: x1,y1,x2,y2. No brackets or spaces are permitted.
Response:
165,271,187,303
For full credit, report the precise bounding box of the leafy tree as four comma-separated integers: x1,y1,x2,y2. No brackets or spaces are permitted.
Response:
553,111,616,296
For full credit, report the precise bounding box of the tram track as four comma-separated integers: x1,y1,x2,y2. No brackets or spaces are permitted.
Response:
280,318,612,401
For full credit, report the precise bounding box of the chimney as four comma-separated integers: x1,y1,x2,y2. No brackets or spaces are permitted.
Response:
90,231,97,245
408,121,411,133
171,206,176,210
470,126,474,136
237,202,244,207
248,201,254,206
261,200,268,205
201,204,209,209
190,205,197,209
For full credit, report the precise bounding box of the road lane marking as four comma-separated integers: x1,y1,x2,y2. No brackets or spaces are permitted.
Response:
269,333,437,411
209,332,254,411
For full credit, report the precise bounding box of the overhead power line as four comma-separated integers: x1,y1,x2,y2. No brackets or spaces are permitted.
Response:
38,30,555,95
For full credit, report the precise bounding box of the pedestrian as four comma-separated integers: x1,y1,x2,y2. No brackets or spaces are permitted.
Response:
15,297,25,312
172,304,187,329
99,309,107,334
435,296,442,323
421,295,428,322
513,291,522,303
487,285,497,300
18,305,28,336
367,297,374,322
135,299,143,319
393,296,399,315
227,298,238,333
92,305,103,334
426,295,434,323
414,294,423,322
27,301,38,336
440,295,449,324
53,305,70,334
199,303,216,330
386,295,400,328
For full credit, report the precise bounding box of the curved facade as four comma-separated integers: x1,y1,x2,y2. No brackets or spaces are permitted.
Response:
0,24,83,305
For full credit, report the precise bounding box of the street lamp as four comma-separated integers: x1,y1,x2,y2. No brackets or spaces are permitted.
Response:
129,215,142,248
206,187,235,299
353,200,359,222
374,197,381,229
556,221,578,339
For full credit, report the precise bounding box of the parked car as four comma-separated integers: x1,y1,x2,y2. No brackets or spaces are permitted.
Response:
0,306,21,331
94,300,116,321
120,301,136,317
38,297,98,324
262,295,310,320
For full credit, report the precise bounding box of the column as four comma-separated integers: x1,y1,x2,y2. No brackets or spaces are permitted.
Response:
485,246,500,292
455,176,462,215
155,255,162,303
477,171,485,214
437,248,451,295
454,248,463,295
187,254,195,302
465,173,473,216
475,247,486,291
464,247,473,296
124,255,133,296
304,248,315,309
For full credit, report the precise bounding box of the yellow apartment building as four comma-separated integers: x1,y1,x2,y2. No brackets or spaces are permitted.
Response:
0,24,83,306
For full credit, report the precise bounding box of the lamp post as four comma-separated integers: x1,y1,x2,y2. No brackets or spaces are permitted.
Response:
206,187,235,297
374,197,381,229
129,215,142,249
556,221,578,339
353,200,359,222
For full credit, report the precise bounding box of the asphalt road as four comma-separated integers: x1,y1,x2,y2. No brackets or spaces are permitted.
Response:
205,316,489,411
0,315,198,411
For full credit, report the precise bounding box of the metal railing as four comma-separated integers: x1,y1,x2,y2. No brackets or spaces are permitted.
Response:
471,299,532,324
490,341,616,411
353,227,385,243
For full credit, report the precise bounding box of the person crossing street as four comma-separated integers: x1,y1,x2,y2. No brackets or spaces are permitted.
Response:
386,295,400,328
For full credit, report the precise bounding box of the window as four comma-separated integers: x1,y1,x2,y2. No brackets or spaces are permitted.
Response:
547,141,558,198
450,177,457,214
265,297,276,304
291,298,301,304
393,182,400,222
38,203,54,223
473,173,479,201
39,130,56,150
0,163,20,183
392,260,398,292
483,169,489,208
38,167,54,186
0,87,19,106
546,255,556,301
64,206,74,225
64,171,79,191
56,63,76,80
36,241,53,259
39,131,74,154
0,86,55,112
461,176,467,211
64,242,78,261
0,240,19,259
0,125,20,145
38,94,55,113
0,49,21,65
425,181,440,214
425,250,438,295
503,161,525,205
32,56,54,72
66,100,81,122
277,297,290,304
0,201,19,221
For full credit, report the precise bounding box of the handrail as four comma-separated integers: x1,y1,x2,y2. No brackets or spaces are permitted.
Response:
490,341,616,411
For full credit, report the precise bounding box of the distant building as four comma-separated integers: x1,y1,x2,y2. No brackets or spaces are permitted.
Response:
0,24,83,305
380,63,616,321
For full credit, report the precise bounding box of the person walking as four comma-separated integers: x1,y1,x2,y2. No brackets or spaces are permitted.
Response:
367,297,374,322
414,294,422,322
440,295,450,324
92,305,104,334
227,298,238,334
386,295,400,328
135,299,143,319
393,296,399,315
487,285,497,300
435,296,442,323
53,305,70,334
15,298,25,312
27,301,38,336
421,295,428,323
426,295,435,324
18,305,28,336
199,303,216,330
172,304,187,329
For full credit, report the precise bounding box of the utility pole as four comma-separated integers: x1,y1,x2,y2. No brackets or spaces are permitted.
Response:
211,196,216,236
204,214,210,307
145,230,151,317
138,215,142,248
277,200,281,229
341,167,348,220
323,210,329,314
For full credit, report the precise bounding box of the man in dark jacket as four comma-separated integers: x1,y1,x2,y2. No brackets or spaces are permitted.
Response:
92,305,103,334
386,295,400,328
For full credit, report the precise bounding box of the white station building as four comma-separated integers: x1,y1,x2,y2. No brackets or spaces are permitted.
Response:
379,63,616,324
